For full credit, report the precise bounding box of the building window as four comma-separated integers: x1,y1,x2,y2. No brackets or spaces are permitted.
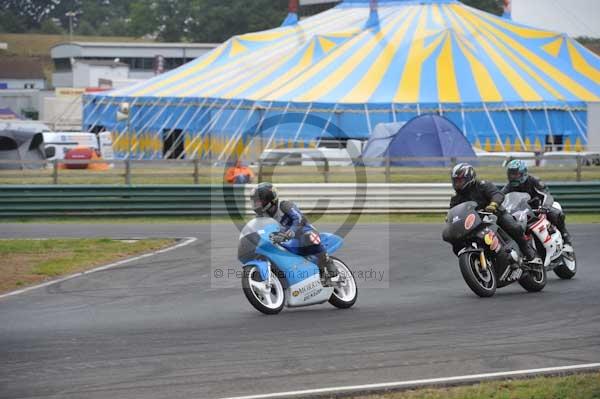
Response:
24,83,34,89
165,58,185,70
53,58,72,72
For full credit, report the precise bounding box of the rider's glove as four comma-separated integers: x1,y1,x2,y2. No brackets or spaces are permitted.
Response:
485,202,499,214
270,230,294,244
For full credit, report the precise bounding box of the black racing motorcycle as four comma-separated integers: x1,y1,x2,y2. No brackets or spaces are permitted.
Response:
443,201,546,297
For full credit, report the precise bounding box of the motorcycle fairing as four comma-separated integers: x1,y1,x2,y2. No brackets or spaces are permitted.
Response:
529,214,564,267
285,273,334,308
243,259,270,282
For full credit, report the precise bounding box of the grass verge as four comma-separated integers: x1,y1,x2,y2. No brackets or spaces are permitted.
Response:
0,238,174,294
1,213,600,224
1,165,599,185
348,372,600,399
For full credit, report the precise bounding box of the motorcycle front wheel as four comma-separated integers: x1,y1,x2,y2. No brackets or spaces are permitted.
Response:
242,266,285,315
459,251,497,297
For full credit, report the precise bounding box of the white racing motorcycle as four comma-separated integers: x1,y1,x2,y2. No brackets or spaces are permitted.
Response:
503,192,577,279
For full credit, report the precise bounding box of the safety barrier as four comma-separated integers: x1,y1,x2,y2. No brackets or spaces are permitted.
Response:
0,183,598,217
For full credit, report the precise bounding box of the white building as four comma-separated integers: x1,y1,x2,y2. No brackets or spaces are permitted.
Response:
0,58,47,90
51,41,218,88
71,60,129,88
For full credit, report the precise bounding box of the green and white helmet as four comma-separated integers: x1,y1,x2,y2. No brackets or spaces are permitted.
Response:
506,159,528,187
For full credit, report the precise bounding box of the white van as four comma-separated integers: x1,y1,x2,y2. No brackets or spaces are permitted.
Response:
42,132,114,161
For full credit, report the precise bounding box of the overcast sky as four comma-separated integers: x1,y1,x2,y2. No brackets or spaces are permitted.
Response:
512,0,600,38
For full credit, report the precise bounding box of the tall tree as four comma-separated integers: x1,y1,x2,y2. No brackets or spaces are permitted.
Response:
461,0,503,15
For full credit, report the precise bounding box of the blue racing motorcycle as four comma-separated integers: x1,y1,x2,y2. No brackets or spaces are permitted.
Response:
238,217,358,314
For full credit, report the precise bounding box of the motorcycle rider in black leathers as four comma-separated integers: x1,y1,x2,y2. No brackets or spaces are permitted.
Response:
449,163,542,265
250,182,339,285
501,159,572,246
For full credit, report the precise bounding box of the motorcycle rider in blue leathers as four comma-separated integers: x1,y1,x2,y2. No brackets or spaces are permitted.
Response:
250,182,339,285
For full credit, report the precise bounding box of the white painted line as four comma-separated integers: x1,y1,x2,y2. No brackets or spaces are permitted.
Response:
219,363,600,399
0,237,197,300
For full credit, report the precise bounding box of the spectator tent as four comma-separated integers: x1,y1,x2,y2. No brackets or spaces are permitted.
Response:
0,129,46,170
362,114,476,166
83,0,600,160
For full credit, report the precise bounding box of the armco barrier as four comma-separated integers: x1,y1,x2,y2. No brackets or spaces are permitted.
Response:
0,183,598,217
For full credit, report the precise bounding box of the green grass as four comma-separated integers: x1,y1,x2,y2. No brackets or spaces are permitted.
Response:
0,33,152,58
2,213,600,224
1,164,599,185
0,33,153,83
0,238,174,293
348,372,600,399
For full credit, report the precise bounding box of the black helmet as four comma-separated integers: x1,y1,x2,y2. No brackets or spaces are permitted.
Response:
451,163,476,192
250,182,278,217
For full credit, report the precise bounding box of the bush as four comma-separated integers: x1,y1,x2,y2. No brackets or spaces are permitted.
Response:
40,19,65,35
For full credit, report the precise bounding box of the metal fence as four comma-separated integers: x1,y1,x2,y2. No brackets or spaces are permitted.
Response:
1,153,599,185
1,183,598,217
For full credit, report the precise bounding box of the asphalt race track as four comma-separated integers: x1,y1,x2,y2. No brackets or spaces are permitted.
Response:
1,223,599,399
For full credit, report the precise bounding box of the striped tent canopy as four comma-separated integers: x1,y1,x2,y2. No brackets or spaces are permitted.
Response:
85,0,600,160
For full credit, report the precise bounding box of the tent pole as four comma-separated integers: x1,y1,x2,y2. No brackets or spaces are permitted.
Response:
364,103,373,137
113,98,140,159
185,99,217,160
200,98,236,161
83,97,105,130
504,103,526,149
214,99,246,160
293,103,313,142
179,98,211,159
483,102,505,151
566,105,588,147
196,98,233,161
316,104,338,148
543,102,555,151
460,103,467,138
157,97,188,160
219,100,262,161
264,102,291,151
133,98,176,159
241,103,268,158
243,102,273,159
168,99,198,160
86,98,115,134
221,100,270,161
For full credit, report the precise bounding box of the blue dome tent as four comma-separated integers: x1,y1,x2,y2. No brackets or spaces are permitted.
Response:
361,114,476,166
83,0,600,161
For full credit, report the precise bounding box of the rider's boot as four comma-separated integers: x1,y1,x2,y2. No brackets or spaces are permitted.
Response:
520,237,542,266
556,214,573,246
317,253,339,286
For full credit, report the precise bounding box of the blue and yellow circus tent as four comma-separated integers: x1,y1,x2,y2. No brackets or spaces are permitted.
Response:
83,0,600,160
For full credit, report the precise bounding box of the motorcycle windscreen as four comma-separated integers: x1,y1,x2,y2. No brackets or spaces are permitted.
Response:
502,192,531,214
238,217,280,263
442,201,482,243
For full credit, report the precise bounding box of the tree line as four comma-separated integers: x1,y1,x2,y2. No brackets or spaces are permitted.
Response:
0,0,502,42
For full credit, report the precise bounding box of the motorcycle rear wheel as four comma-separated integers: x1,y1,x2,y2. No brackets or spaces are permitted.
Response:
554,250,577,280
519,264,547,292
459,252,497,297
328,257,358,309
